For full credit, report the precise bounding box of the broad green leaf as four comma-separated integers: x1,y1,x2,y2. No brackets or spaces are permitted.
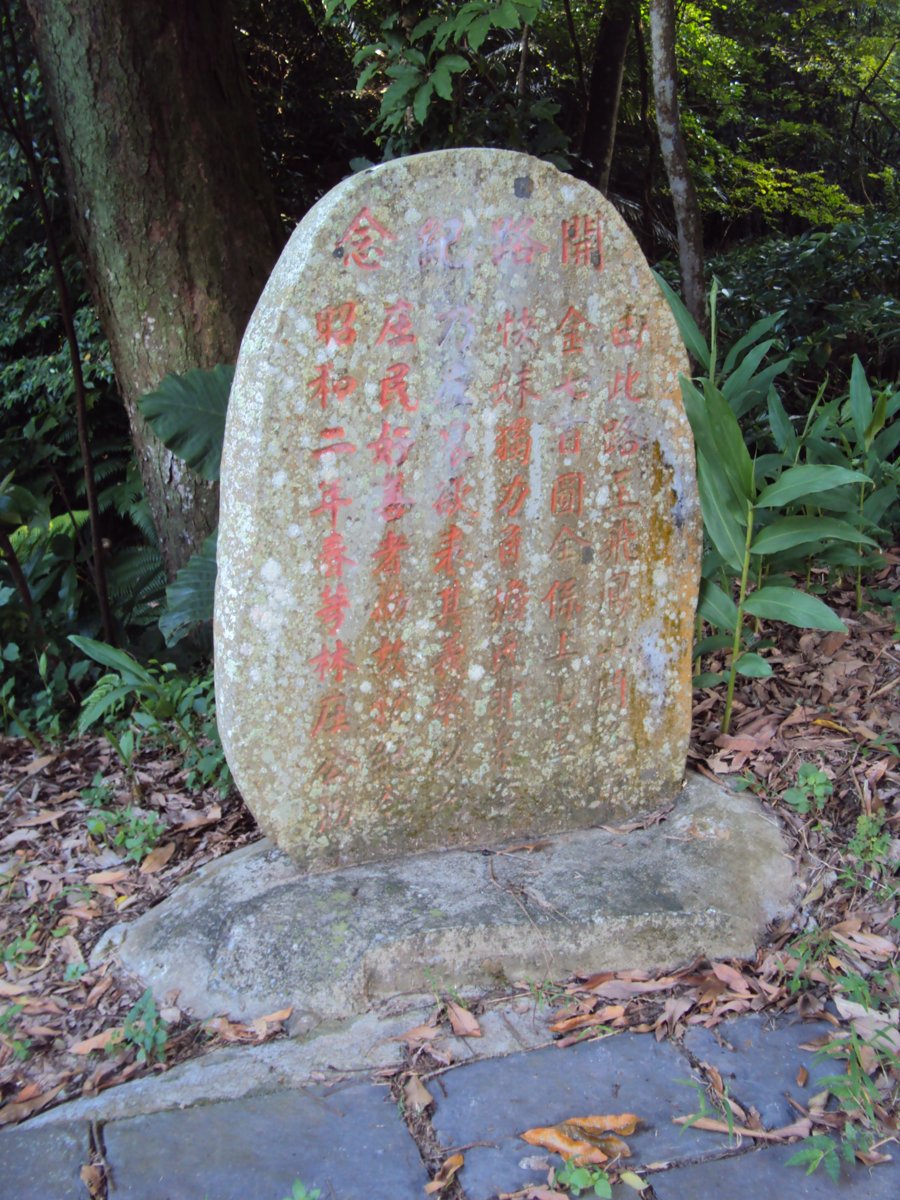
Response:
743,586,846,631
412,79,433,124
697,452,747,571
652,272,709,370
864,391,887,453
698,577,739,632
467,13,493,50
77,684,140,735
694,634,733,656
849,355,872,449
159,534,218,647
693,671,724,688
496,0,523,28
722,311,783,375
766,387,796,455
755,464,870,508
735,652,773,678
138,365,232,481
873,421,900,460
728,359,793,419
751,516,876,555
702,378,755,507
68,635,159,685
721,338,776,401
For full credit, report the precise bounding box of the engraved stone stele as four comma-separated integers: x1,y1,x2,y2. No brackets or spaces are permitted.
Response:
215,148,701,870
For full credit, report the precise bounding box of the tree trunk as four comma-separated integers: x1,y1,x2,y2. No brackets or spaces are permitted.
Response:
25,0,285,575
581,0,634,195
648,0,706,331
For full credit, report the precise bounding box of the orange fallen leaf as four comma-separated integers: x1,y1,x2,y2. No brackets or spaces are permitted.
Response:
446,1001,481,1037
521,1125,608,1165
0,980,30,997
0,1084,64,1125
672,1115,812,1140
565,1113,640,1138
80,1164,104,1199
139,842,176,874
424,1152,464,1194
711,962,752,993
393,1022,442,1046
86,868,130,885
71,1027,123,1055
549,1005,625,1033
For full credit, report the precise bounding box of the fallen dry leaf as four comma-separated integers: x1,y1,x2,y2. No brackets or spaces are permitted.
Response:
394,1022,443,1047
0,1085,64,1125
424,1152,464,1194
80,1164,104,1199
403,1073,434,1114
520,1125,609,1165
672,1115,812,1140
70,1028,122,1055
86,868,130,886
446,1000,481,1037
139,842,176,874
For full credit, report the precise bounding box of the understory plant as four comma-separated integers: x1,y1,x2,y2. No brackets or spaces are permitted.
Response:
656,275,896,733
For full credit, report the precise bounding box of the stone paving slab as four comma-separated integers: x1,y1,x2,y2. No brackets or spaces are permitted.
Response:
103,1081,427,1199
429,1033,729,1200
0,1119,89,1200
648,1142,900,1198
684,1014,838,1128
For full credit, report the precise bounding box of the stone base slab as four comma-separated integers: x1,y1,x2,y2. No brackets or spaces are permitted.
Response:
94,774,796,1026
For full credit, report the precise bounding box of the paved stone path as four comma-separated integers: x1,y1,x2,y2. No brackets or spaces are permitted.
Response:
2,1012,896,1198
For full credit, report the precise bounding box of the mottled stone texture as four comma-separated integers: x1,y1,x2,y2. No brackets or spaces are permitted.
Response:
216,149,700,868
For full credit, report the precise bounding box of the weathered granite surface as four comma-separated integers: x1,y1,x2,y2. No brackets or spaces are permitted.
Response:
216,148,700,867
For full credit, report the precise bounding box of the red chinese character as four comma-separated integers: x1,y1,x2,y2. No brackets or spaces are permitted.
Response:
612,467,638,508
548,524,592,564
313,754,358,786
376,299,417,347
491,216,549,265
556,306,596,355
609,363,642,402
308,363,357,410
494,417,532,466
438,578,463,628
493,578,528,623
432,685,464,726
557,426,582,455
553,371,588,405
337,206,395,269
489,364,540,411
379,362,418,413
605,517,638,564
379,472,414,522
611,314,648,348
497,307,539,351
419,216,463,268
613,667,628,708
319,531,356,579
372,586,408,623
368,420,413,468
439,420,473,470
310,691,350,738
371,692,410,726
601,417,642,458
311,479,352,529
434,524,465,577
315,301,357,348
542,578,582,622
309,639,356,684
372,529,410,574
435,632,465,678
498,523,522,566
316,583,350,635
312,427,357,459
548,629,577,660
496,474,530,519
551,472,584,518
561,212,604,268
489,684,517,721
372,636,407,678
434,475,478,520
492,633,518,671
601,572,631,619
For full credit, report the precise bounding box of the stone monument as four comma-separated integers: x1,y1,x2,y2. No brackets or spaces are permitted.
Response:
215,148,701,870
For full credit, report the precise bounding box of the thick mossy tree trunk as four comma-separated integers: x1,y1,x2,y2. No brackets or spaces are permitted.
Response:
25,0,284,575
581,0,635,195
648,0,706,332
